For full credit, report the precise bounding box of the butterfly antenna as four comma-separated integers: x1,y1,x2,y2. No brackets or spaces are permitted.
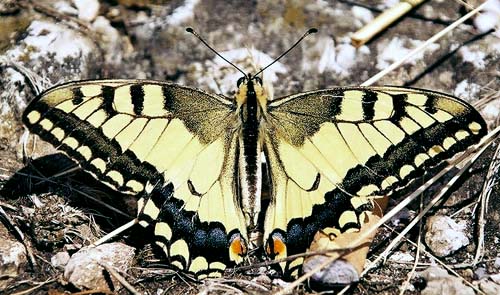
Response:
186,27,248,78
253,28,318,78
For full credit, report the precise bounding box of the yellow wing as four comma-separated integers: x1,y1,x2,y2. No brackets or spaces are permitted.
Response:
263,86,486,277
22,79,248,278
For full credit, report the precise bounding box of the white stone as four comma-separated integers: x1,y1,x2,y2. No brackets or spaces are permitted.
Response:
454,79,481,101
389,251,414,263
352,6,373,24
459,46,487,70
424,215,469,257
376,37,440,70
73,0,100,22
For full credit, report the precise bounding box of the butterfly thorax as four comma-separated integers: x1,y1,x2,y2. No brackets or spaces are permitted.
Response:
236,77,266,229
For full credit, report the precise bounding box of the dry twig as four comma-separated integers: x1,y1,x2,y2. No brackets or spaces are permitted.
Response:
472,141,500,265
100,262,141,295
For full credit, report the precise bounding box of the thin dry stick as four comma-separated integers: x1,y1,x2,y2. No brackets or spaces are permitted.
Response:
21,0,92,31
71,289,115,295
399,196,423,295
276,126,499,295
215,278,270,291
0,200,17,211
91,219,138,247
473,142,500,265
100,263,141,295
202,281,245,295
360,1,489,87
0,206,37,268
351,0,428,47
9,278,56,295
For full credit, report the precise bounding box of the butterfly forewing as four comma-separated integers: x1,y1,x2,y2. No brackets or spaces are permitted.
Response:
22,79,248,278
263,86,486,276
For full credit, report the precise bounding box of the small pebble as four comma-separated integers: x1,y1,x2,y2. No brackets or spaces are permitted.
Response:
494,257,500,268
475,267,488,280
51,252,70,268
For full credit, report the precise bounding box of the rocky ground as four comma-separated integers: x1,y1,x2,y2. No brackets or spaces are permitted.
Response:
0,0,499,294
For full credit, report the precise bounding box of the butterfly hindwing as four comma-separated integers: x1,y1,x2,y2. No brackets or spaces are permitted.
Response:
263,86,486,276
22,79,248,277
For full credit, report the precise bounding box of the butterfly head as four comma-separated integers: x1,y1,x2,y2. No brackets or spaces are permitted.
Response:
235,74,267,109
236,74,262,88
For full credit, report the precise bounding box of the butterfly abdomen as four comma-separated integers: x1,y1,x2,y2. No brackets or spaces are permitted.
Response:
238,79,264,229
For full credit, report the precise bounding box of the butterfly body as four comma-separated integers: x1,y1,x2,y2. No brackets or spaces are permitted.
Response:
23,76,486,279
236,75,265,229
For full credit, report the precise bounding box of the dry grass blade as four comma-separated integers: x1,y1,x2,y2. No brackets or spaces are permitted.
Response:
360,1,489,87
383,224,485,294
398,196,423,295
215,279,269,292
472,86,500,110
9,278,56,295
198,280,245,295
71,289,116,295
20,0,92,32
0,205,37,268
91,219,138,247
472,141,500,265
0,56,49,96
100,262,141,295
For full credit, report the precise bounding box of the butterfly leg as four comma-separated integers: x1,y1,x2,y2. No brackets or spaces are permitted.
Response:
302,196,388,285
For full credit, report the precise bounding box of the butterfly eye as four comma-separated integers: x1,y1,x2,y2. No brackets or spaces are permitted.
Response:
237,77,246,87
254,77,262,85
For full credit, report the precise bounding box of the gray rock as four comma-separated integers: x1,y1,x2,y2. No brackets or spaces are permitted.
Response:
475,267,488,280
51,251,70,269
64,242,135,291
479,277,500,295
418,266,475,295
494,257,500,268
303,256,359,285
0,223,27,290
491,273,500,284
1,18,100,114
425,215,469,257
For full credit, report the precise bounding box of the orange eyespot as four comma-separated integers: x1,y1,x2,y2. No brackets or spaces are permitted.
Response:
230,237,247,256
229,233,247,264
266,234,287,257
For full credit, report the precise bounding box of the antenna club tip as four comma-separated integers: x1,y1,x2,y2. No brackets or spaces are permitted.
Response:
186,27,194,33
308,28,318,34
